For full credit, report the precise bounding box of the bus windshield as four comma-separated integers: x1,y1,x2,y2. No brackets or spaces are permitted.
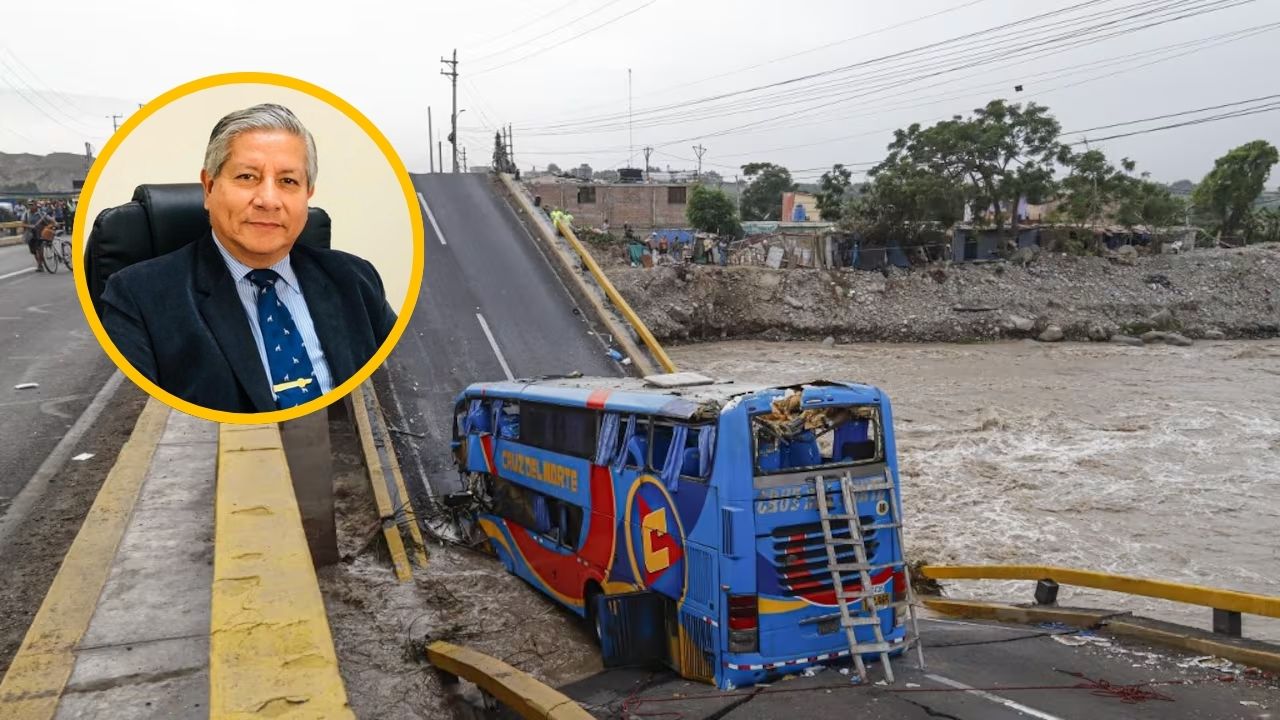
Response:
752,394,883,475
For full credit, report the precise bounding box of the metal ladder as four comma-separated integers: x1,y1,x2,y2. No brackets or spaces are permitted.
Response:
811,469,925,684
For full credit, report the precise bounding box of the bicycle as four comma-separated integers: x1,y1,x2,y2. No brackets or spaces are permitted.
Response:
38,232,59,274
54,231,72,271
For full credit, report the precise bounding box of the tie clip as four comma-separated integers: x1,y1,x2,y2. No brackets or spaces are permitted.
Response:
273,377,314,393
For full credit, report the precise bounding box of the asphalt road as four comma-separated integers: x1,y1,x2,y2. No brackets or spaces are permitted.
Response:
0,242,114,518
563,616,1279,719
381,173,620,497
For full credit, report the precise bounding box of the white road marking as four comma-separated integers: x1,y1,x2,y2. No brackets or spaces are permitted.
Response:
419,192,448,245
0,372,125,551
0,268,34,281
926,673,1066,720
475,313,514,381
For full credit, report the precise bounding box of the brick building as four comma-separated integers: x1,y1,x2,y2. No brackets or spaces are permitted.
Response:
524,181,689,229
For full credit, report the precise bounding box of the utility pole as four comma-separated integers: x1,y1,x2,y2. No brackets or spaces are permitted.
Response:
428,106,434,173
441,49,459,173
84,142,93,170
438,140,444,173
643,146,653,182
692,144,707,181
628,69,634,169
461,147,468,172
507,123,514,170
107,114,122,133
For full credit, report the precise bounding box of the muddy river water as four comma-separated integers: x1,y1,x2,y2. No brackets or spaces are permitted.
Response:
670,338,1280,640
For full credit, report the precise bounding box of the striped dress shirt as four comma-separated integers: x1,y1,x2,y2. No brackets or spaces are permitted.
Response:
211,233,335,396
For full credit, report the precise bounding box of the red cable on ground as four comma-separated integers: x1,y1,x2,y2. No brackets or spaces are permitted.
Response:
1058,670,1176,704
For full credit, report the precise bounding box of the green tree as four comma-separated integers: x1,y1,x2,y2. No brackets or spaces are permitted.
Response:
1117,177,1186,229
685,184,740,235
739,162,795,221
815,164,853,221
1192,140,1280,239
881,99,1068,234
1057,149,1135,233
492,131,513,173
841,159,964,247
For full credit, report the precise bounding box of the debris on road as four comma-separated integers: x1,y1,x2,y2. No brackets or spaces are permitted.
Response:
71,453,94,462
13,383,37,390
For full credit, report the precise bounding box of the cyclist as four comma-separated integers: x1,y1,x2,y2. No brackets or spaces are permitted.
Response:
25,205,55,273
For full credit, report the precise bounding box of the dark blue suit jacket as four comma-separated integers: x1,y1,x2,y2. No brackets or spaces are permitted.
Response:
101,233,397,413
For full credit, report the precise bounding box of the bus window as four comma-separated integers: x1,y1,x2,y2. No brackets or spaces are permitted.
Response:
545,500,584,549
522,402,598,459
496,401,520,440
752,403,882,475
682,425,715,481
622,416,651,469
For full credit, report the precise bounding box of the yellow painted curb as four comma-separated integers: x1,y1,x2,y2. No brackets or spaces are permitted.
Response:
359,382,429,568
349,385,413,581
919,564,1280,617
211,423,353,719
497,173,665,376
922,598,1280,673
0,398,169,719
922,598,1112,627
427,641,593,720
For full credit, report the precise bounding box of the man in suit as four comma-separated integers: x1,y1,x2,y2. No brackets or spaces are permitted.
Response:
101,103,397,413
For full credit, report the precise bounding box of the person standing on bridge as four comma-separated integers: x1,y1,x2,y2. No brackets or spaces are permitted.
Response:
98,103,397,414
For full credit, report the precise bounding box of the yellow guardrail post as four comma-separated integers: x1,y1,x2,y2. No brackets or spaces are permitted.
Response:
211,423,354,719
426,641,593,720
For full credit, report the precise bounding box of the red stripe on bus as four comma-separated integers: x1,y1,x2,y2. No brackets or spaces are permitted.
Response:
586,389,612,410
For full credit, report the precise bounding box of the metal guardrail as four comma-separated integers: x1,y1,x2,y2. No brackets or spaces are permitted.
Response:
553,218,677,374
427,641,593,720
919,564,1280,638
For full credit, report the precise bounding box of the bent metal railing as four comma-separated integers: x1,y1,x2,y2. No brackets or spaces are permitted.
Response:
919,564,1280,638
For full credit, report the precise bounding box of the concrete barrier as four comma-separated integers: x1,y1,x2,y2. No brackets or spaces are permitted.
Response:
211,423,353,719
349,382,428,581
497,173,669,376
427,641,593,720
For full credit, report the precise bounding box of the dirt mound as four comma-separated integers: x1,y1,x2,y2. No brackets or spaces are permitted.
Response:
609,244,1280,344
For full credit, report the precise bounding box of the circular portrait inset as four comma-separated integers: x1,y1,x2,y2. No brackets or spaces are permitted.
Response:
73,73,424,423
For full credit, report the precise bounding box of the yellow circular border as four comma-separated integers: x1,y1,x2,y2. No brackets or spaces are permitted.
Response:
72,71,425,425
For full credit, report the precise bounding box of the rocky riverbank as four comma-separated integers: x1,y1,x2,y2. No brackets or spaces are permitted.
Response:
608,243,1280,344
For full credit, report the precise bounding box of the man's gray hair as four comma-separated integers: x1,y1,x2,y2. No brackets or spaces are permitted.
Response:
203,103,318,187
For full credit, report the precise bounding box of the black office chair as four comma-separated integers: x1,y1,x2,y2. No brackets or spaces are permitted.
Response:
85,183,331,314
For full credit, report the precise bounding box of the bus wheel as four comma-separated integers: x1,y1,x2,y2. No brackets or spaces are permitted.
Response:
585,588,604,646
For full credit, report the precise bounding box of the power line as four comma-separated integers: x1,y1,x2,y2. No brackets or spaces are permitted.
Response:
1066,101,1280,144
510,20,1273,162
515,0,1249,136
461,0,580,55
516,0,1125,131
472,0,658,76
1061,93,1280,135
529,0,995,121
469,0,621,64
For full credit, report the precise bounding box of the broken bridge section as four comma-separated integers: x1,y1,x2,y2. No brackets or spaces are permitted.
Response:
382,173,622,498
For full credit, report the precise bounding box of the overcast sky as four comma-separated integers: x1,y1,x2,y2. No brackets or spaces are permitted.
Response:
2,0,1277,184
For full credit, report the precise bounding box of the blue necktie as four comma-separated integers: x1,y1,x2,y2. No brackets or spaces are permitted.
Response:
246,269,319,409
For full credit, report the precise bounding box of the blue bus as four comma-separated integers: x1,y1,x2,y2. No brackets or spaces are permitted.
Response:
452,373,917,688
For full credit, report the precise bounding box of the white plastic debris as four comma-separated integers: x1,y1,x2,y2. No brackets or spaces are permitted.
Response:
13,383,37,390
875,680,888,686
71,453,94,462
1240,701,1261,707
906,683,921,688
1053,634,1111,647
800,666,826,678
838,668,850,676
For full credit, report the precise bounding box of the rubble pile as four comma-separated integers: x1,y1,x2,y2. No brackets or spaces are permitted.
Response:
610,244,1280,344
